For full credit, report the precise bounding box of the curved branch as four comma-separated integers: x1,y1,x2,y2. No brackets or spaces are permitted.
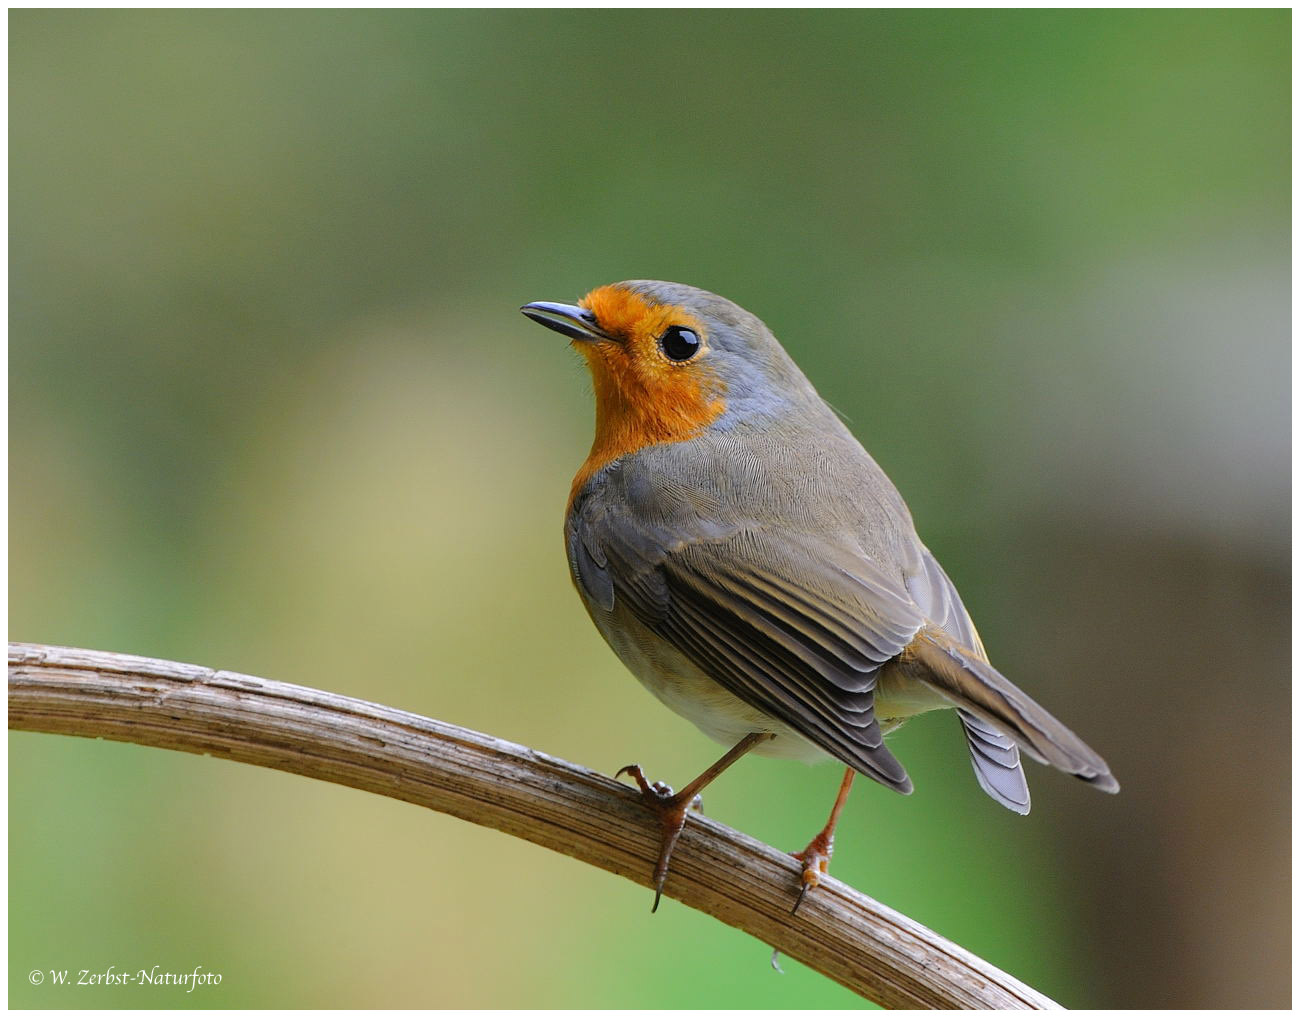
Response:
8,642,1058,1009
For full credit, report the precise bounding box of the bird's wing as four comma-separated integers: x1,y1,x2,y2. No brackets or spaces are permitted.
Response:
905,546,1031,813
573,506,925,791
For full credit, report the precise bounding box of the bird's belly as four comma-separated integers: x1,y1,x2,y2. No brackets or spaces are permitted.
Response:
589,602,831,764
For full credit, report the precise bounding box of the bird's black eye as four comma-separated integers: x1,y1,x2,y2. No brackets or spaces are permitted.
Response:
659,326,701,362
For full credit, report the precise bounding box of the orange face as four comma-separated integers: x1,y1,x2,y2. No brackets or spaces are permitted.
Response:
570,284,727,504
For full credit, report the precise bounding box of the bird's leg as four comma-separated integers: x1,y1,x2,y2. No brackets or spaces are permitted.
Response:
790,766,856,915
617,731,774,912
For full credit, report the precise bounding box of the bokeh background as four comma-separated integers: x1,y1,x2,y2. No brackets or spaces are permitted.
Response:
9,9,1289,1009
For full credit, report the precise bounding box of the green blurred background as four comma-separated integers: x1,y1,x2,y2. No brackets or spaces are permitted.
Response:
9,9,1289,1008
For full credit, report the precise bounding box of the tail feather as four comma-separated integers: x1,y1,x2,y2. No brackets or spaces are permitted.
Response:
959,710,1031,814
912,627,1119,794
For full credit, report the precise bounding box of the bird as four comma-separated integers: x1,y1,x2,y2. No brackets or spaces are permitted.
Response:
520,280,1118,913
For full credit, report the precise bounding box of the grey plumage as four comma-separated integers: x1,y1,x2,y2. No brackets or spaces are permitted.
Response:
557,280,1118,811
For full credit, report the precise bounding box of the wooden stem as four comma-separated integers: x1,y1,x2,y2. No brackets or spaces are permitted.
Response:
8,642,1059,1010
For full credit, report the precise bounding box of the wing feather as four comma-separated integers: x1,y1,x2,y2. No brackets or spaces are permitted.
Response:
592,517,923,789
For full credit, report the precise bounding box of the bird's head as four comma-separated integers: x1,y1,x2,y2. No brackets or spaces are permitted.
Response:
522,281,817,470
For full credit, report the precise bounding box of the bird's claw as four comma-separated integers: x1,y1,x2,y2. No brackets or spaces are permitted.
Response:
615,764,707,913
615,764,704,812
616,764,672,800
789,835,833,915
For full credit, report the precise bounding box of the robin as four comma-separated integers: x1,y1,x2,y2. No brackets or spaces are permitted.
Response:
521,281,1118,913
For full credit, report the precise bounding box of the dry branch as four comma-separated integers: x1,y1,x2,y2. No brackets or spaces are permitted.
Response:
9,641,1059,1009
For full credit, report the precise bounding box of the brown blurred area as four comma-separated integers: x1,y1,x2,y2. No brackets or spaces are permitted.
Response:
999,521,1289,1007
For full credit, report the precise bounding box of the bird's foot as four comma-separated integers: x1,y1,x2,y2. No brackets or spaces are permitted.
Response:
789,829,835,915
614,735,772,912
615,764,703,912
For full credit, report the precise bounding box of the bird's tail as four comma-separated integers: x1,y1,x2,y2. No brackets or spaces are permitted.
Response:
909,627,1119,793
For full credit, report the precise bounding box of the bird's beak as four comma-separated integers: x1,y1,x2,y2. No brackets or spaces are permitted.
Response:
519,301,611,343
